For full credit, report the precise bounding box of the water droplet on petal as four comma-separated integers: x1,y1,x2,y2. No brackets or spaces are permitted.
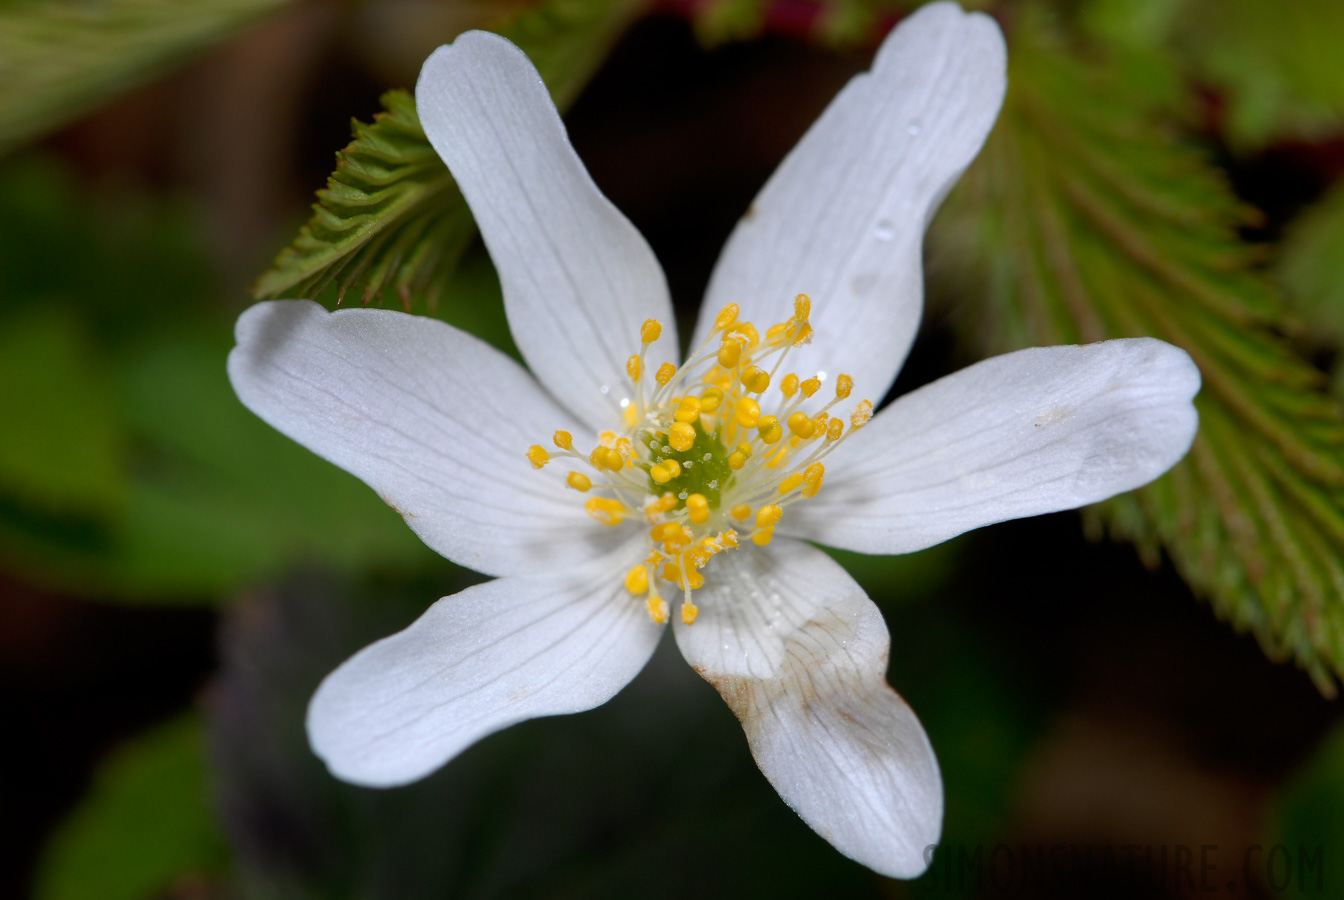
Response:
874,220,895,241
599,384,611,395
907,119,921,136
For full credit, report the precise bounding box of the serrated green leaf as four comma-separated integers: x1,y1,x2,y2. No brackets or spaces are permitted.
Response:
930,22,1344,690
0,0,287,155
33,714,227,900
252,0,647,312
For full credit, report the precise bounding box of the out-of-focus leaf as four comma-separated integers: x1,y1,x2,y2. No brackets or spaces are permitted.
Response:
1269,721,1344,896
931,23,1344,691
252,0,647,312
1085,0,1344,148
1277,181,1344,393
0,158,432,601
32,714,227,900
0,0,288,155
0,313,123,520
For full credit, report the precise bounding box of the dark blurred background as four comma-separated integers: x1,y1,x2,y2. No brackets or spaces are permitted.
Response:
4,1,1344,898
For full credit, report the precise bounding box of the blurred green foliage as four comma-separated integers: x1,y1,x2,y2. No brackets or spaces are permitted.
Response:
0,0,289,155
32,714,226,900
932,13,1344,692
0,160,432,600
1277,181,1344,394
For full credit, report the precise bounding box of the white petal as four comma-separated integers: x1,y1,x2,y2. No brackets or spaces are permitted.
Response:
416,31,675,431
693,2,1005,403
308,539,662,787
228,300,617,577
674,539,941,878
786,338,1201,554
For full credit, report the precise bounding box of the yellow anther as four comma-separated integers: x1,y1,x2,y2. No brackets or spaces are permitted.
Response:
730,503,752,521
656,362,676,386
715,303,740,330
756,505,783,528
686,493,710,525
625,565,650,595
794,293,811,320
675,396,702,424
646,594,669,624
741,365,770,393
681,600,700,625
793,322,813,346
566,471,592,492
700,386,724,413
641,319,662,344
727,451,747,470
616,436,633,456
736,442,753,459
779,473,804,494
623,405,638,428
736,322,761,348
836,374,853,400
719,530,739,548
735,397,761,428
595,446,624,471
780,373,799,398
669,422,696,452
650,460,681,484
757,415,783,444
800,377,821,398
826,418,844,441
586,497,625,526
553,431,573,450
651,522,689,546
802,462,825,498
651,492,678,513
851,399,874,428
526,445,550,468
752,526,775,546
787,411,816,439
765,322,789,343
646,549,666,567
599,430,617,447
718,336,742,369
663,562,704,590
627,354,642,380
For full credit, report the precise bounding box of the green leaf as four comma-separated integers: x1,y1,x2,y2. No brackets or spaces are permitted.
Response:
930,21,1344,691
1277,181,1344,393
252,0,647,312
0,0,287,155
33,714,227,900
1268,721,1344,895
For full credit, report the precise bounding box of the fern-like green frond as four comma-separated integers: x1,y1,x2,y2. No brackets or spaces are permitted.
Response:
932,24,1344,691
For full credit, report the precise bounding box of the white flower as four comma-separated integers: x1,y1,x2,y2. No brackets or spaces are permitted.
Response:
227,2,1199,879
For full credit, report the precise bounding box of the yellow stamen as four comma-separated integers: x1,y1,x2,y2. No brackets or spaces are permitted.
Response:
835,374,853,400
752,526,775,546
735,397,761,428
741,365,770,393
669,422,696,452
794,293,811,320
802,463,825,497
793,322,813,346
730,503,752,521
641,319,662,343
800,377,821,398
675,397,701,424
851,399,874,428
718,336,742,369
526,445,549,468
779,473,803,494
826,418,844,441
728,451,747,470
566,472,592,492
687,493,710,524
781,373,799,398
625,565,650,594
756,505,782,528
700,386,724,413
586,497,625,526
787,411,815,439
626,355,642,380
757,415,783,444
656,362,676,386
650,460,681,484
715,303,740,330
646,594,669,624
553,431,573,450
681,600,700,625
